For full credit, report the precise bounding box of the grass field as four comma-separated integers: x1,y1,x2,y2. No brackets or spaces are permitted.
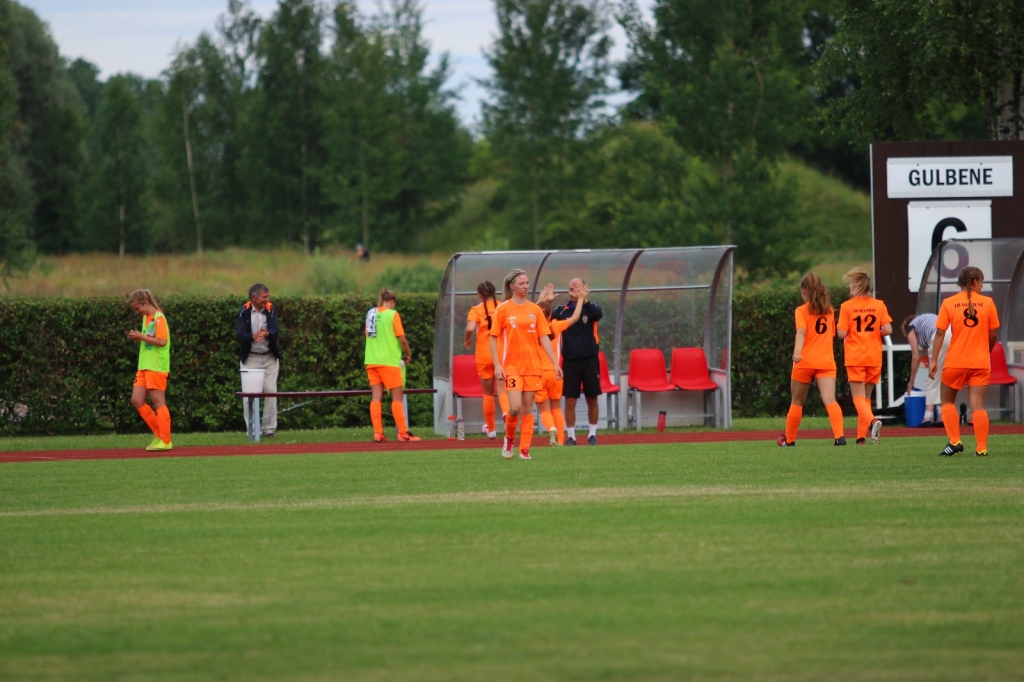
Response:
2,436,1022,680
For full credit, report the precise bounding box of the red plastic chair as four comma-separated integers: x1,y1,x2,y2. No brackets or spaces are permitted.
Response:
598,351,620,430
452,355,484,398
989,342,1019,421
626,349,676,430
670,348,718,391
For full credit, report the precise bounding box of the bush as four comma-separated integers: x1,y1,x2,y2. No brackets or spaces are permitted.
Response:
375,262,445,294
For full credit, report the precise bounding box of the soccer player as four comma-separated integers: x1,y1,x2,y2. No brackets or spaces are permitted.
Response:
489,269,563,460
930,267,999,456
365,288,420,443
837,268,892,445
535,282,587,446
902,313,949,425
778,273,846,447
464,281,499,439
127,289,172,451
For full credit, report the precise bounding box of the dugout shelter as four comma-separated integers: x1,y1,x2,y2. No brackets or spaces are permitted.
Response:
431,247,735,435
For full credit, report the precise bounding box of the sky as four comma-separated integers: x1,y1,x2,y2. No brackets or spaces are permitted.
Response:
19,0,653,126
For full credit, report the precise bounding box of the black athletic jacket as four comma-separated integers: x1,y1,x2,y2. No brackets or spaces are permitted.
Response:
552,300,602,360
236,301,281,362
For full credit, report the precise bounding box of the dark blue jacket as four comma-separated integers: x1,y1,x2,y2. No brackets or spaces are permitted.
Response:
237,301,280,362
552,300,602,360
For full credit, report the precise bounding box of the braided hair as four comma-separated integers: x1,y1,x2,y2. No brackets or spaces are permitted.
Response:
503,268,526,301
800,272,831,316
957,266,984,318
477,281,496,330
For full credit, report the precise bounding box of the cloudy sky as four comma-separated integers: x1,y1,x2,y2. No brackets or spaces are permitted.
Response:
20,0,652,125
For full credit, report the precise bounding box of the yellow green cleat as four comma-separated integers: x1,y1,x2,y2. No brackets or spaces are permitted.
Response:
146,440,173,452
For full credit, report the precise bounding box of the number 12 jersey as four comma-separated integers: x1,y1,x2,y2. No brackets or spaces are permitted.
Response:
838,296,892,368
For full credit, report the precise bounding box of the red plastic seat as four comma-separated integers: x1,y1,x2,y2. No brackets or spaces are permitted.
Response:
670,348,718,391
627,349,676,392
452,355,484,398
990,342,1017,386
598,351,620,394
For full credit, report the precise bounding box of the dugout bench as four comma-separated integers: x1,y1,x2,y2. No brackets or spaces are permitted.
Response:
235,389,437,442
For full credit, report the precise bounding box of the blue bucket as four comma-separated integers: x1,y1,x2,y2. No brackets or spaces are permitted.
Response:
904,394,926,427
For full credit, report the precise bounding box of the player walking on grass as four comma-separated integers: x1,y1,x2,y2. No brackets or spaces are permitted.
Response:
127,290,172,451
837,268,892,445
535,283,587,446
465,281,499,439
365,288,420,443
931,267,999,457
778,273,846,447
490,269,562,460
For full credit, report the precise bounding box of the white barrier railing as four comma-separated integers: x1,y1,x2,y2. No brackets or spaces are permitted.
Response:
879,336,913,411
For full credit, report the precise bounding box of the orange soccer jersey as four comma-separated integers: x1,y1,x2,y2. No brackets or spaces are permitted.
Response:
794,303,836,370
838,296,892,368
540,318,570,372
468,302,496,364
938,291,1000,369
491,299,551,376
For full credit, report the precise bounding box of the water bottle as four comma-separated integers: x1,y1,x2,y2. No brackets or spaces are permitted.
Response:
447,414,456,440
456,416,465,441
657,411,666,433
959,403,968,425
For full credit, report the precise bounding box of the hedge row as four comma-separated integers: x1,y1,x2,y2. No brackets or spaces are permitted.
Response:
0,288,908,435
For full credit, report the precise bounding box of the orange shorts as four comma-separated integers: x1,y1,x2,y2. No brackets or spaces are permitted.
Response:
942,367,990,390
367,365,404,390
534,370,563,404
134,370,168,391
846,366,881,384
791,366,836,384
504,373,543,393
477,361,495,380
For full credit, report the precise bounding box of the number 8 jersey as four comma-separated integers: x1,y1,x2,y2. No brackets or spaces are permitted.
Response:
795,303,836,370
838,296,892,368
937,291,1000,369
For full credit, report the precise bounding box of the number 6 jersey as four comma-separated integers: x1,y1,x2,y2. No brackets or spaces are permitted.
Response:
937,291,1000,369
794,303,836,370
838,296,892,368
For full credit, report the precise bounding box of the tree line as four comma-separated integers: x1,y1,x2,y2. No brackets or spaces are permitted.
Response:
1,0,1017,282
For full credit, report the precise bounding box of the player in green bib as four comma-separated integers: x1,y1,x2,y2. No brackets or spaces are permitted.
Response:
127,289,172,451
365,288,419,442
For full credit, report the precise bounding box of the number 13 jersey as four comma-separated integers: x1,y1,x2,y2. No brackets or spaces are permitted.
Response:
937,291,1000,369
795,303,836,370
838,296,892,368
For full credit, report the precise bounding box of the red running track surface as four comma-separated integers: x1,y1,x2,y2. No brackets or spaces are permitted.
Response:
4,425,1024,464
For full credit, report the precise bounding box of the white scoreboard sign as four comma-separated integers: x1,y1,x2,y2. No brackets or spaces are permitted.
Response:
887,156,1013,199
906,201,992,291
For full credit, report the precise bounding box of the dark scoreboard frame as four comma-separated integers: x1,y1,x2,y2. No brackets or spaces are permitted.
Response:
871,140,1024,341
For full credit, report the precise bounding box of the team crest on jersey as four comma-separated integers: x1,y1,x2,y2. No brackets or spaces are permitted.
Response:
509,317,517,329
582,315,588,324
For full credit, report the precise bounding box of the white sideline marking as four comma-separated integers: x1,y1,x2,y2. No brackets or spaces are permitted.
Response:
2,482,1021,518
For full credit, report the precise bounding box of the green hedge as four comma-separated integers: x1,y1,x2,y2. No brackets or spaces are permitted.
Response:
0,289,908,435
0,295,437,436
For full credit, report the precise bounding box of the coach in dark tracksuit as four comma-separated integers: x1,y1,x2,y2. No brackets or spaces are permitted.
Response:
553,277,603,446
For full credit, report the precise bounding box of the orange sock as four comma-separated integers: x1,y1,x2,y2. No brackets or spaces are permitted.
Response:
498,393,510,417
539,409,554,431
137,404,159,436
941,404,961,444
156,406,172,444
482,395,496,432
973,409,989,452
785,405,802,443
505,413,519,441
370,401,383,436
825,403,844,439
521,413,535,450
391,401,408,436
552,408,565,445
853,396,874,440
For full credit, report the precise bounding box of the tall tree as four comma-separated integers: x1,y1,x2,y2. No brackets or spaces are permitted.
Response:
817,0,1021,142
0,0,87,254
0,24,35,283
620,0,810,279
81,75,148,256
482,0,612,249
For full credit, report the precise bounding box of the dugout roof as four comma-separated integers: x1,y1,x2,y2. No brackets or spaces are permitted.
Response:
432,247,735,427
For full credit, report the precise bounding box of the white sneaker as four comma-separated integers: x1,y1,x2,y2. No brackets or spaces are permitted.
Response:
548,427,558,446
501,436,515,459
870,419,882,445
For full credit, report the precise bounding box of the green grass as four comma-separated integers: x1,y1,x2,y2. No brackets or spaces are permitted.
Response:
2,437,1023,680
0,417,853,452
